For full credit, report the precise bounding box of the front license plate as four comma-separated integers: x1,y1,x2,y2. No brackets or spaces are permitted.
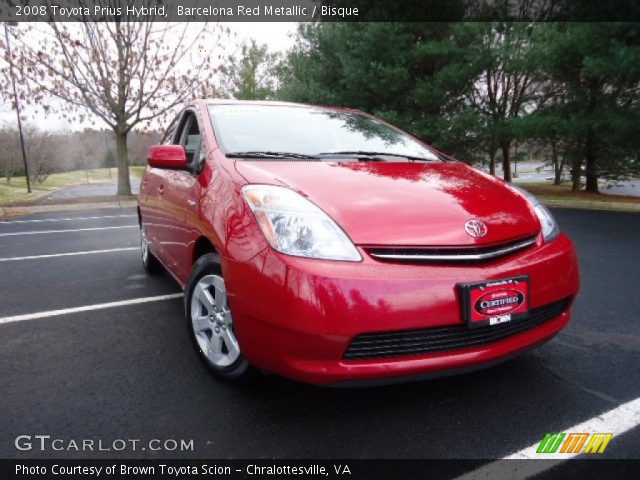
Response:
458,276,529,328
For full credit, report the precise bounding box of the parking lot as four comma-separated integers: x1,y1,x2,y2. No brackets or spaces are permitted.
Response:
1,207,639,462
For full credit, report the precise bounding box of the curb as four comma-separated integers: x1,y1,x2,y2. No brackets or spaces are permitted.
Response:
0,200,138,219
541,198,640,213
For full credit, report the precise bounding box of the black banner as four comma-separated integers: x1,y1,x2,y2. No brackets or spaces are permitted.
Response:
1,0,640,22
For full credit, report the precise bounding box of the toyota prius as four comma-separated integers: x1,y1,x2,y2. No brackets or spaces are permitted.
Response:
138,100,580,385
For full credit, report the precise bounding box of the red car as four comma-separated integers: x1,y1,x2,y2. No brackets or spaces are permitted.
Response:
138,100,580,385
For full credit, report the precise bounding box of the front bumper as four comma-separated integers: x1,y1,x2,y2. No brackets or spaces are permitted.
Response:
224,233,580,385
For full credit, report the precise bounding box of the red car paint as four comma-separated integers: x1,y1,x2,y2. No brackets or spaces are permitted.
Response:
147,145,189,169
139,100,580,385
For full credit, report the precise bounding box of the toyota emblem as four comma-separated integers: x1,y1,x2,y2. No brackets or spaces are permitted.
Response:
464,219,488,238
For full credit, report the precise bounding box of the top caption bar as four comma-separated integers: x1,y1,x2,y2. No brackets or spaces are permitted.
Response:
2,0,640,22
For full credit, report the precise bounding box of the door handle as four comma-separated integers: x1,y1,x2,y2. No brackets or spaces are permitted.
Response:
187,199,197,207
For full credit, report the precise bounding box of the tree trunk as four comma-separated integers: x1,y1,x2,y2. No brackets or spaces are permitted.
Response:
584,129,599,193
571,155,581,191
501,142,512,183
551,141,562,185
114,129,132,196
489,149,497,176
584,80,600,194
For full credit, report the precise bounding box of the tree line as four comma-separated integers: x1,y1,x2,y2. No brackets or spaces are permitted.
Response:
0,125,159,184
232,22,640,193
2,20,639,195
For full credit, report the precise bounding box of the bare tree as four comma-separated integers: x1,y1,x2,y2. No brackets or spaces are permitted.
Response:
27,127,66,183
0,124,22,183
2,7,227,194
128,129,162,166
0,123,65,184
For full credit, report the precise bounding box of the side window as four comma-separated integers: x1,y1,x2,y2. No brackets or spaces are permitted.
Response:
176,112,202,168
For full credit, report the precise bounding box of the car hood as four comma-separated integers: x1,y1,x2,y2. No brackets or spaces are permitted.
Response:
234,160,540,246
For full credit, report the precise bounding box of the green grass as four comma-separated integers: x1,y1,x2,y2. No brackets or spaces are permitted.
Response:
0,166,145,205
514,180,572,188
520,182,639,204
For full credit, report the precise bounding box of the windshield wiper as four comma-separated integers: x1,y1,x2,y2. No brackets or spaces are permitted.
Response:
226,151,320,160
317,151,434,162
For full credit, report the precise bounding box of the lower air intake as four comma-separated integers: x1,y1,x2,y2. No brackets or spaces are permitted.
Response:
343,297,570,360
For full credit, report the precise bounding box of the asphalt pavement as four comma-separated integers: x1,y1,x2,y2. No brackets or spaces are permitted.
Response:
0,207,638,461
48,179,142,199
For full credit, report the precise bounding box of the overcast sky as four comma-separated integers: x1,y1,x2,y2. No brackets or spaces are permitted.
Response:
0,22,298,132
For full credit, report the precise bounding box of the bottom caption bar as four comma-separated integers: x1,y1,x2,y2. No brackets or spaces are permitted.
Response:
2,459,640,479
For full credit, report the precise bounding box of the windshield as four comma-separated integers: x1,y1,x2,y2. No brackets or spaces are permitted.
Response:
208,104,440,161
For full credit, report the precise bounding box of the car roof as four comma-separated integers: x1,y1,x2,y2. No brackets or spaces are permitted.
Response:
194,98,362,114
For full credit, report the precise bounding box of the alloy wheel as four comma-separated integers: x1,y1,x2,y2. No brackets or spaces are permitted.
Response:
190,274,240,368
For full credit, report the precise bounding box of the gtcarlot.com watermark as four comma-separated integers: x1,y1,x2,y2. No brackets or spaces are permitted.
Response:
15,435,194,452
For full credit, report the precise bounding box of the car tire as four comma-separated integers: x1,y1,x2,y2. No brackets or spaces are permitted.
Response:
140,227,162,274
185,253,251,381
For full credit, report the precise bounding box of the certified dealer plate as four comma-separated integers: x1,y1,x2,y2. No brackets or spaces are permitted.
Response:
458,276,529,328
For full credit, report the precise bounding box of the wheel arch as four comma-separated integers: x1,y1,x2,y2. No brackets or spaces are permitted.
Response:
192,236,217,265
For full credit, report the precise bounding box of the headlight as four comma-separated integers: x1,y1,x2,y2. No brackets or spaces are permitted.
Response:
510,186,559,242
242,185,362,261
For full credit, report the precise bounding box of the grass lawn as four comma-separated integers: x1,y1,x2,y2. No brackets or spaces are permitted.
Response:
520,182,640,204
0,166,145,205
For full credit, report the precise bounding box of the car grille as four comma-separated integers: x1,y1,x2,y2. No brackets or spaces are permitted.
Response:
367,236,537,263
343,297,570,360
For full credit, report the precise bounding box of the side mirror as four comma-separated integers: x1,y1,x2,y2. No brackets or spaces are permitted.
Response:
147,145,188,169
